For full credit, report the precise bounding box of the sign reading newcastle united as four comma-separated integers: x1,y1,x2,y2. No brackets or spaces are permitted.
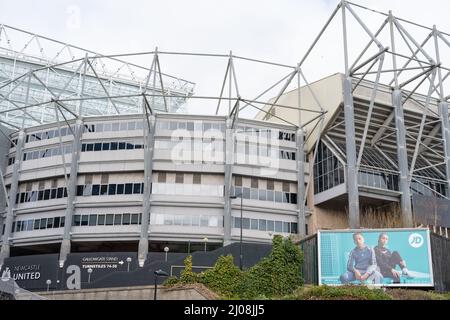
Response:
318,228,433,287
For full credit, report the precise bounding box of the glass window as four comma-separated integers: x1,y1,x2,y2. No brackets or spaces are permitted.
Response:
275,191,283,203
54,217,60,228
133,183,141,194
38,218,47,230
114,214,122,225
164,215,173,225
283,192,290,203
234,217,241,228
108,184,116,195
47,218,54,229
250,219,258,230
131,214,139,225
125,183,133,194
100,185,108,196
291,223,298,234
128,122,136,130
120,122,128,131
290,193,297,204
191,216,200,226
105,214,114,226
43,189,50,200
89,215,97,226
57,187,64,199
126,143,134,150
119,142,126,150
92,185,100,196
267,220,274,231
259,190,267,201
174,215,183,226
102,143,110,151
275,221,283,232
86,144,94,152
175,173,184,184
116,184,124,195
34,219,40,230
250,188,259,200
182,215,191,226
200,216,209,227
110,142,118,150
259,219,266,231
97,215,105,225
283,222,290,233
242,218,250,229
193,174,201,184
26,220,34,231
73,215,81,227
242,187,250,199
81,215,89,226
122,214,131,225
112,123,120,131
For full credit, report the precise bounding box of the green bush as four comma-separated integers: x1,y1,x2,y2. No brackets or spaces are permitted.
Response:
237,235,304,299
179,255,200,284
286,285,392,300
388,289,450,300
201,255,243,298
163,276,180,287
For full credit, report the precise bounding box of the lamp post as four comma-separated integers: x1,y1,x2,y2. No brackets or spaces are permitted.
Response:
87,268,93,283
202,237,208,252
164,247,169,262
126,257,132,272
46,279,51,292
153,269,169,300
230,192,243,270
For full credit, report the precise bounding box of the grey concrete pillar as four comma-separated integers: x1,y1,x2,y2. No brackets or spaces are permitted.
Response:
343,77,360,229
392,89,413,227
439,102,450,196
59,119,84,267
138,115,156,267
0,130,25,266
296,128,306,237
223,118,234,246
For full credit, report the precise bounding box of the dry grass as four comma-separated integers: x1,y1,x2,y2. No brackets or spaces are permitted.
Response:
360,203,404,229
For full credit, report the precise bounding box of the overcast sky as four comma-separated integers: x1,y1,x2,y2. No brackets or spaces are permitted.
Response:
1,0,449,116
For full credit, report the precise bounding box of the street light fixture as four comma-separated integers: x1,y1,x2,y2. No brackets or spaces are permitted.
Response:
87,268,93,283
153,269,169,300
46,279,51,292
126,257,132,272
230,192,243,270
164,247,169,262
202,237,208,252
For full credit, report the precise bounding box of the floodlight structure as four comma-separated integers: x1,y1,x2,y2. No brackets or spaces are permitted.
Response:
255,0,450,231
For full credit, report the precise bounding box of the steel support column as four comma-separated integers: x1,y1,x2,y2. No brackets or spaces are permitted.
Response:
343,77,360,228
296,128,306,237
392,89,413,227
138,115,156,267
58,119,83,267
439,102,450,193
223,118,234,246
0,131,25,267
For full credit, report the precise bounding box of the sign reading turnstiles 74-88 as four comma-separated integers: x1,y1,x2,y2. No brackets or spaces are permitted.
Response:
318,228,433,287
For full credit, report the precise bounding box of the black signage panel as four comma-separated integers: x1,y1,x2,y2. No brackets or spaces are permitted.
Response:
0,254,59,291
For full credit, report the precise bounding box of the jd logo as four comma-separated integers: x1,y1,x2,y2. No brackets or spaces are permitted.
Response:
66,265,81,290
408,233,424,248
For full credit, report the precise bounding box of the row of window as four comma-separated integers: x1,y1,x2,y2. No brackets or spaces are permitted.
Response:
16,187,68,204
81,141,144,152
237,126,296,142
152,183,224,197
72,213,142,226
83,121,144,133
358,169,399,192
231,186,298,204
314,142,345,195
8,216,66,234
156,120,225,133
76,183,144,197
232,216,298,234
22,145,73,161
235,142,296,160
26,126,75,143
411,178,448,198
151,213,223,228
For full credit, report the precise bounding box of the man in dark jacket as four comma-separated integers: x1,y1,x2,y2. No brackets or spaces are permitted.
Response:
374,233,411,283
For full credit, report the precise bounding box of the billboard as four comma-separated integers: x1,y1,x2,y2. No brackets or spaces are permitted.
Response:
318,228,433,287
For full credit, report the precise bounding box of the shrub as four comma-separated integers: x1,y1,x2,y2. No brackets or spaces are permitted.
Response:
237,235,304,299
163,276,180,287
201,255,243,298
179,255,200,284
286,285,392,300
388,289,450,300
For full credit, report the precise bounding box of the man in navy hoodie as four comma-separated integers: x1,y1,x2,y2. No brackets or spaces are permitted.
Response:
339,232,383,284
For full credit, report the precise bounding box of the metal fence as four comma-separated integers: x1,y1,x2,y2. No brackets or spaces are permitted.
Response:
299,234,318,285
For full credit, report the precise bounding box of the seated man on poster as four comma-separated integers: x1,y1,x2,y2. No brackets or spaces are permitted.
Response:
340,232,383,284
374,233,412,283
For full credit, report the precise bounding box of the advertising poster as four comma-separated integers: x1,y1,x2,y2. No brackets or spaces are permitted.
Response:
318,228,433,287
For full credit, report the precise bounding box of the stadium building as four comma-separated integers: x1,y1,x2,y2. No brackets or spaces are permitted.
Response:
1,0,450,275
